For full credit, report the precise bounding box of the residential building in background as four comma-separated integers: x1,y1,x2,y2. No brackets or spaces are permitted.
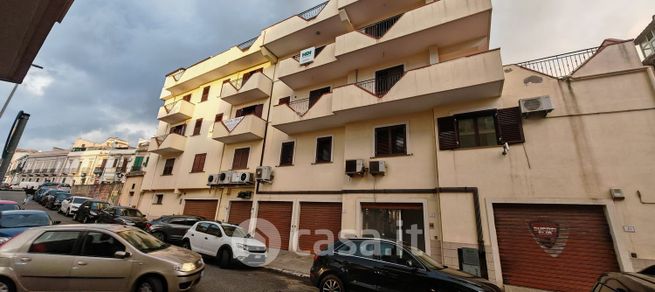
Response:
139,1,655,291
636,15,655,66
10,148,69,184
3,148,37,184
118,140,150,207
64,137,131,185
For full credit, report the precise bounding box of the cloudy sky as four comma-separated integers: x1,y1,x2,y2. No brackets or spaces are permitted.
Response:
1,0,654,151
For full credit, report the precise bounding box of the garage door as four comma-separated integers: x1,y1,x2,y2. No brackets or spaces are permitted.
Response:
298,202,342,253
227,201,252,226
183,200,218,220
494,204,620,292
256,201,292,250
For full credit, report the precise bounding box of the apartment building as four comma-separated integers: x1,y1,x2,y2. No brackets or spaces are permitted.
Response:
118,140,150,207
3,148,37,184
64,137,132,185
142,1,655,291
11,148,70,184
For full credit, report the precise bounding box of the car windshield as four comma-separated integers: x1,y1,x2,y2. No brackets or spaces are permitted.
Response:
118,229,169,253
73,198,88,203
409,246,445,270
120,209,143,217
0,204,19,211
221,225,249,238
0,213,50,228
55,193,69,199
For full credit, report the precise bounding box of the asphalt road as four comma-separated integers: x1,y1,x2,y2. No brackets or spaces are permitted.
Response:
0,190,316,292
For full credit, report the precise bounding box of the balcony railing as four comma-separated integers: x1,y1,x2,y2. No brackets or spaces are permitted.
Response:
355,73,404,97
515,47,599,78
359,14,402,39
298,1,328,20
237,36,258,51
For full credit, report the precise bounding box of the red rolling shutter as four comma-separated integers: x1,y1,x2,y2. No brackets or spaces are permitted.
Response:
183,200,218,220
298,202,342,253
227,201,253,226
256,201,293,250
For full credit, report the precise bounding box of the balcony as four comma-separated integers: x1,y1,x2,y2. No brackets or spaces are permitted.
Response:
338,0,424,28
276,0,492,90
262,0,350,58
157,100,195,124
332,49,504,119
161,35,268,98
148,133,187,156
220,72,273,105
212,115,266,144
271,93,337,134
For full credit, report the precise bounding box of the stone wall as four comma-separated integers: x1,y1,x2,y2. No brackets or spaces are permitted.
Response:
72,183,123,204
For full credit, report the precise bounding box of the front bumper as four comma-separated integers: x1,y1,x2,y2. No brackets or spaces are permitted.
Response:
235,252,267,267
169,267,204,291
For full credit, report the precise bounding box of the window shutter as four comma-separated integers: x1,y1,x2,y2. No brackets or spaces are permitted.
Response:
201,86,210,102
437,116,459,150
214,113,223,123
254,104,264,118
497,107,525,144
279,96,290,105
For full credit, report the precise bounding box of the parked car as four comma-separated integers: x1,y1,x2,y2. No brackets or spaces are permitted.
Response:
0,210,59,246
0,224,204,292
96,206,148,229
59,195,92,216
34,187,59,204
182,221,267,268
146,215,205,243
44,191,71,210
310,238,501,292
0,200,21,211
16,181,40,190
593,265,655,292
74,200,111,223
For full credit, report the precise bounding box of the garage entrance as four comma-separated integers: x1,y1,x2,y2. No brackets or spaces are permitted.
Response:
183,200,218,220
256,201,293,250
298,202,342,253
227,201,252,226
494,204,620,292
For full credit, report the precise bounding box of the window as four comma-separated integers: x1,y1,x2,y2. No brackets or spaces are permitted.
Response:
232,148,250,170
29,231,80,255
437,107,524,150
235,104,264,118
191,153,207,173
375,124,407,157
206,224,223,237
196,222,210,233
201,86,210,102
309,87,330,108
278,96,290,105
375,65,404,96
279,141,295,166
242,68,263,85
183,94,191,102
214,113,223,123
315,136,332,163
376,241,419,267
162,159,175,175
80,232,126,258
154,194,163,205
192,119,203,136
112,159,118,167
170,124,186,136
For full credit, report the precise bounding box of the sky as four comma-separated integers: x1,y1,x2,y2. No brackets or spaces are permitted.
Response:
0,0,654,151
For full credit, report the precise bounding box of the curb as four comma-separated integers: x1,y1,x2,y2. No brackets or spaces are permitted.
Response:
262,266,310,279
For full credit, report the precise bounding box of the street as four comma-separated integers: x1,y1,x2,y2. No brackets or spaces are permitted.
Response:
0,191,316,292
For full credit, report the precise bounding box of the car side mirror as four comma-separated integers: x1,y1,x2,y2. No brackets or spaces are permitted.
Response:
52,221,61,225
114,251,131,259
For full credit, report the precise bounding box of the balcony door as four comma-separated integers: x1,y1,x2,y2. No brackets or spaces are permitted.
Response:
375,65,404,96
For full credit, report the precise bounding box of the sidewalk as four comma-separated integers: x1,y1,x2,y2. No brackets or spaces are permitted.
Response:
263,249,313,278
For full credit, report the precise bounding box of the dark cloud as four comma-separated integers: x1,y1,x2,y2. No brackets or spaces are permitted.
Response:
0,0,653,150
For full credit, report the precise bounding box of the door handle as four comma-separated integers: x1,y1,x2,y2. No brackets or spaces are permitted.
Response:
19,257,31,262
191,234,194,237
204,237,208,240
77,261,88,266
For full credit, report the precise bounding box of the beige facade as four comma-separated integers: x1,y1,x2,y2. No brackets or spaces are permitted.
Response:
8,148,69,185
64,137,132,185
141,1,655,290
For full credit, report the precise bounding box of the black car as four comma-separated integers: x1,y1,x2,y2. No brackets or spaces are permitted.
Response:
310,238,501,292
96,206,148,229
44,191,70,210
593,265,655,292
74,200,111,223
146,215,205,243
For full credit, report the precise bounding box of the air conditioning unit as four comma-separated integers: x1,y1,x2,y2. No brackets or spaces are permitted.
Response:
345,159,366,177
255,166,273,183
207,174,220,186
370,161,386,176
232,172,254,185
519,95,554,118
218,171,233,185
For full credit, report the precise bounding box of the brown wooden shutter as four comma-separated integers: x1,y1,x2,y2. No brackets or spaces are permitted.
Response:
497,107,525,144
183,94,191,102
437,116,459,150
232,148,250,169
100,159,108,168
235,108,244,118
278,96,290,105
254,104,264,118
201,86,210,102
120,159,128,172
214,114,223,123
193,119,203,136
192,153,206,172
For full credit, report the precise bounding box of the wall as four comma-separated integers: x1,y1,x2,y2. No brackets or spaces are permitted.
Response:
72,182,123,203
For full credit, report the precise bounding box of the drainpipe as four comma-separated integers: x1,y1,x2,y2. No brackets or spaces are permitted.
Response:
255,75,275,194
436,187,488,279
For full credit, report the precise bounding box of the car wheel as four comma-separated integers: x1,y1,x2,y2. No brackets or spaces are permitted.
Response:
217,248,232,268
181,240,191,250
135,277,164,292
0,277,16,292
151,231,166,242
320,275,345,292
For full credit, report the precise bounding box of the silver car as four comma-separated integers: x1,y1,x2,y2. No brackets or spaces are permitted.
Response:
0,224,204,292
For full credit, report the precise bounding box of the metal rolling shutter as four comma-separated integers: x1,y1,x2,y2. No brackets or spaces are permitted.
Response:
183,200,218,220
494,204,620,292
227,201,252,226
256,201,293,250
298,202,342,253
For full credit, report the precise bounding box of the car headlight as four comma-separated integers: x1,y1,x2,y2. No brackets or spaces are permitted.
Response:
236,243,249,251
174,262,197,272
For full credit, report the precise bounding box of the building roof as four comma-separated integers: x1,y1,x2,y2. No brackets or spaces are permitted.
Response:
0,0,74,83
